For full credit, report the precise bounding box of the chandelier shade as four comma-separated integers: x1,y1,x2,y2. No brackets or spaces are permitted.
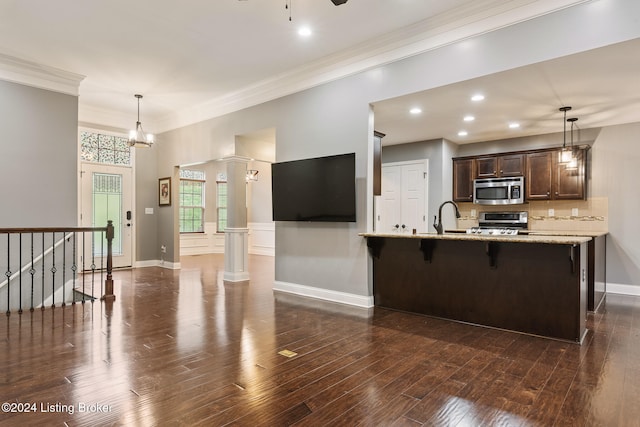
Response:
128,94,154,148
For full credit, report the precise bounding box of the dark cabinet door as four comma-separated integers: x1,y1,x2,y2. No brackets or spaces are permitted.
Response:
475,157,498,178
498,154,525,177
555,148,586,199
453,159,475,202
526,151,553,200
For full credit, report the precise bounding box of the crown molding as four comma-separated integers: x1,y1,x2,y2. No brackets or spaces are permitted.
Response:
0,53,84,96
78,104,133,130
151,0,588,134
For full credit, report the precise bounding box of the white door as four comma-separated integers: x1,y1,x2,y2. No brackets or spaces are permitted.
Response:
80,163,133,269
379,160,428,233
380,166,402,232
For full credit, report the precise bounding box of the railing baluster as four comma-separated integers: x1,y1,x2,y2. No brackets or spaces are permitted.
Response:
51,232,56,308
5,233,10,316
82,232,86,303
41,232,45,311
99,230,104,299
91,231,96,303
62,233,66,307
30,233,35,312
72,232,77,305
19,233,22,314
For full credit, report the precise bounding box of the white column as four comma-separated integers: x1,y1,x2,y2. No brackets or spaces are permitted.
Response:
222,157,250,282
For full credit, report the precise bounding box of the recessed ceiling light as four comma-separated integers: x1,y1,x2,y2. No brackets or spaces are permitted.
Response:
458,131,468,137
298,26,312,37
463,115,475,122
471,94,485,102
409,107,422,115
509,123,520,129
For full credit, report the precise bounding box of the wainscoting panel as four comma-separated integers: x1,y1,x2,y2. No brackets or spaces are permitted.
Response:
248,222,275,256
179,222,274,257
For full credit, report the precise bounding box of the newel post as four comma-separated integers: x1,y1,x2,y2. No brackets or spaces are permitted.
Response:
101,220,116,301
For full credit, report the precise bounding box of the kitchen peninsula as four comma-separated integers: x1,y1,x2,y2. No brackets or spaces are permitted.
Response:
362,232,591,343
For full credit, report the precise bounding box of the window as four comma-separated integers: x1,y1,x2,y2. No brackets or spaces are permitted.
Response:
80,131,131,165
179,169,205,233
216,181,227,233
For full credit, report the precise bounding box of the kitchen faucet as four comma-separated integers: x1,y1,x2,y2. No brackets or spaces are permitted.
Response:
433,201,461,234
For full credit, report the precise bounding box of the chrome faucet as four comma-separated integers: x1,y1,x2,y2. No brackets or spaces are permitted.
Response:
433,201,461,234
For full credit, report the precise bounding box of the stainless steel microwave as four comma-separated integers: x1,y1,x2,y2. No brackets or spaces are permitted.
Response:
473,176,524,205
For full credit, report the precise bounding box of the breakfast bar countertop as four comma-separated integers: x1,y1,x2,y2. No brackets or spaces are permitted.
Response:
359,232,593,245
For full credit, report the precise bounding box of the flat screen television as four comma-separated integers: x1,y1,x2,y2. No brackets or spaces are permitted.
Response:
271,153,356,222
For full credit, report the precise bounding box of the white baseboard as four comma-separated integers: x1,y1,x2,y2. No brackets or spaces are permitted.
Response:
273,281,374,308
224,271,250,282
607,282,640,297
134,260,181,270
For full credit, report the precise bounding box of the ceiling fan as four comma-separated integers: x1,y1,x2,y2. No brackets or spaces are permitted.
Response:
238,0,348,4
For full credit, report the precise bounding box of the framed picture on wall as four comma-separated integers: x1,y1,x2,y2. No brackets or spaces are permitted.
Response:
159,177,171,206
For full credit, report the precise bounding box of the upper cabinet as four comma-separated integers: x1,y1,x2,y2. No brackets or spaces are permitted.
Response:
525,151,554,200
453,158,475,202
526,148,587,200
454,147,588,203
498,154,525,177
475,154,524,178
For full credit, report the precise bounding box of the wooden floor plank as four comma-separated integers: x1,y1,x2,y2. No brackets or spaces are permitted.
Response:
0,254,638,426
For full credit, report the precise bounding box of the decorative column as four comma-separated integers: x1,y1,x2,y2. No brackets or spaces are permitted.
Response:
222,156,250,282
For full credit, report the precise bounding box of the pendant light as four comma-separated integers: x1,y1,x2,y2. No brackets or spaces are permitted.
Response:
559,106,573,163
128,94,154,148
566,117,579,169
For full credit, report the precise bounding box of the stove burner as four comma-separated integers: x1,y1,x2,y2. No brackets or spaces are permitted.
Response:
466,227,519,235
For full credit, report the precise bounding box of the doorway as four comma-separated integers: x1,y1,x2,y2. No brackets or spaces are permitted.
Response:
80,163,133,268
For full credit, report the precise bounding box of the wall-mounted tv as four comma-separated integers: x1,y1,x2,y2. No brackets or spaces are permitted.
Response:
271,153,356,222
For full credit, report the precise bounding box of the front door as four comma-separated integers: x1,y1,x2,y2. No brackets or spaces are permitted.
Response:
80,163,133,269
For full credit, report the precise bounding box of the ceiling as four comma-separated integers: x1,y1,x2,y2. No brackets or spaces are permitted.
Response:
373,38,640,145
2,0,635,146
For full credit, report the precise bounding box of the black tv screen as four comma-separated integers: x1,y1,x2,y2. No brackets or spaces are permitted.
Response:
271,153,356,222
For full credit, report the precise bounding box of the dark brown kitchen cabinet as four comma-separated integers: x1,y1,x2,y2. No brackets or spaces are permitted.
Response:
526,151,554,200
526,148,587,200
453,158,475,202
555,148,586,199
499,154,525,177
475,156,498,178
475,154,524,178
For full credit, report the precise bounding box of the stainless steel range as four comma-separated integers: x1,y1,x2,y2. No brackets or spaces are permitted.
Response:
466,211,528,235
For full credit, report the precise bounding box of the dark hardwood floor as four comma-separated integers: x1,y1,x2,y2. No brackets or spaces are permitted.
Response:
1,253,639,426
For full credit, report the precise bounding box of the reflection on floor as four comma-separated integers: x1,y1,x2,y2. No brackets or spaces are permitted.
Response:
1,254,638,426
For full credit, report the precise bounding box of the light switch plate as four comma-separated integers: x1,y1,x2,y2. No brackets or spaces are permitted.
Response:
572,208,579,216
145,208,154,214
548,208,555,217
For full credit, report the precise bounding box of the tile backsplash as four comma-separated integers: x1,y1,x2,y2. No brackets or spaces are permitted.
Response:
456,197,608,233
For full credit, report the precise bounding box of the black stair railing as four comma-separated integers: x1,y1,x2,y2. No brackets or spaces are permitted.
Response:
0,221,114,314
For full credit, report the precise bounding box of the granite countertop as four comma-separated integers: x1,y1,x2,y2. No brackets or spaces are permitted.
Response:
525,230,607,237
359,232,592,245
444,229,608,238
